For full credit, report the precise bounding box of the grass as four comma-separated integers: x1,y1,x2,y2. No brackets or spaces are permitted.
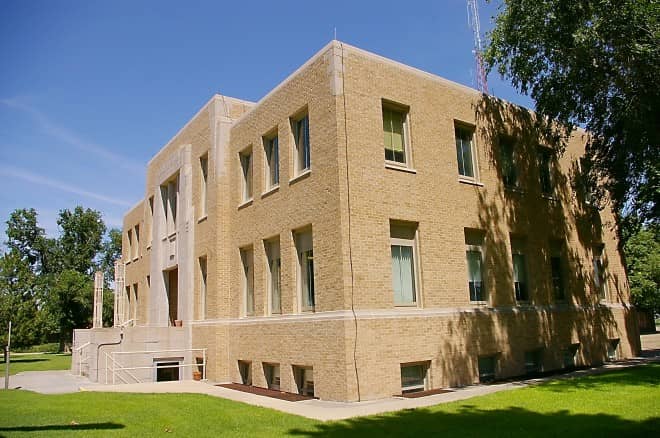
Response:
0,364,658,437
12,343,60,353
1,353,71,375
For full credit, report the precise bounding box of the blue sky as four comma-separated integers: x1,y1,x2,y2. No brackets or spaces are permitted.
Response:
0,0,532,240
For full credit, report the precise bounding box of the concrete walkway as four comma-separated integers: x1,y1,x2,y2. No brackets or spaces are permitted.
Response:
4,332,659,421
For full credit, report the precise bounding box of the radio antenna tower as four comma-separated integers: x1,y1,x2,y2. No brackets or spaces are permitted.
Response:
467,0,489,94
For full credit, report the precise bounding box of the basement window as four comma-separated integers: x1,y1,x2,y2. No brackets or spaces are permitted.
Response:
238,360,252,385
478,355,497,383
293,366,314,397
263,363,280,390
400,362,429,394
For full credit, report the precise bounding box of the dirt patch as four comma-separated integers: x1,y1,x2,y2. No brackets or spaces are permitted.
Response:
218,383,316,402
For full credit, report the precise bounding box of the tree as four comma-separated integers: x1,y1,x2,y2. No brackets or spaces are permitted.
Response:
101,228,122,285
57,207,106,275
485,0,659,224
45,270,93,351
624,225,660,319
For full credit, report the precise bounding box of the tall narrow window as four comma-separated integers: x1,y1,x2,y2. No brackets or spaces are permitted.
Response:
511,237,529,302
538,148,553,195
455,124,476,178
549,240,565,301
200,154,208,217
199,256,207,319
593,245,608,300
239,149,253,203
292,113,310,175
264,134,279,189
161,173,179,237
265,239,281,314
383,103,409,165
240,248,254,316
132,283,138,323
465,229,486,302
500,138,518,188
295,229,314,312
127,229,133,261
147,196,154,247
391,222,418,306
134,225,140,259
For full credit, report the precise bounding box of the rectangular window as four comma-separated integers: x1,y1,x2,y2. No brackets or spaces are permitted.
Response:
147,196,154,247
295,229,314,312
199,256,207,320
264,134,279,189
524,349,543,375
240,248,254,316
132,283,138,323
538,148,553,195
465,229,486,302
500,138,518,188
511,237,529,302
549,240,565,301
127,229,133,261
593,245,608,300
238,360,252,385
578,157,596,205
391,222,419,306
383,103,409,165
478,355,496,383
292,113,310,175
455,124,476,178
400,362,429,394
263,363,280,390
200,154,208,217
563,344,579,369
134,225,140,259
265,238,281,315
607,339,619,361
239,149,253,203
293,366,314,397
161,174,179,237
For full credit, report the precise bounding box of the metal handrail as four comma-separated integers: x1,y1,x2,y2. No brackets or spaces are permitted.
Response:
105,348,207,383
105,351,141,385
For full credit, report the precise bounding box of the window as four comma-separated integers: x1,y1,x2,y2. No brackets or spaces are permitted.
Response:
127,229,133,261
147,196,154,247
563,344,579,369
538,148,553,195
238,360,252,385
200,154,208,217
607,339,619,361
132,283,138,323
295,229,314,312
391,222,419,306
382,102,410,165
293,366,314,397
524,349,543,375
134,225,140,259
292,112,310,175
455,124,476,178
239,148,253,203
161,174,179,237
578,156,596,205
199,256,207,319
593,245,608,301
500,138,518,188
240,248,254,316
265,238,281,315
264,134,279,189
263,363,280,390
465,229,486,302
478,355,496,383
549,240,565,301
511,237,529,302
400,362,429,394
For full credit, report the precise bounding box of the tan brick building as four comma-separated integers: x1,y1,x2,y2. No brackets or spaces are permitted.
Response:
73,41,640,401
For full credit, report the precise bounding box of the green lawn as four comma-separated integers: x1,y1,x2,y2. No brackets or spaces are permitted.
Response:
1,353,71,375
0,364,658,437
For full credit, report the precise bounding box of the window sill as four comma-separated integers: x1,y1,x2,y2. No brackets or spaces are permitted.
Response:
132,257,139,262
458,177,484,187
167,231,177,240
541,194,559,202
238,199,253,210
261,185,280,199
301,307,316,313
146,244,152,251
385,162,417,174
470,300,489,306
289,170,311,185
197,215,208,223
394,303,419,308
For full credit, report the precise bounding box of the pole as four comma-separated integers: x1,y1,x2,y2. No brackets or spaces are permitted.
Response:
4,321,11,390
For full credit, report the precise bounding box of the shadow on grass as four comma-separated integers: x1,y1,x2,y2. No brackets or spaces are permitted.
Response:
538,364,660,392
0,422,124,432
289,407,659,437
1,358,48,365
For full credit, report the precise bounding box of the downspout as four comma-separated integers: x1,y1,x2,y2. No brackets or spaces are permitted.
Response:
96,329,124,382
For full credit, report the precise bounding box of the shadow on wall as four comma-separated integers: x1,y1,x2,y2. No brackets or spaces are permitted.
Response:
433,96,626,384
